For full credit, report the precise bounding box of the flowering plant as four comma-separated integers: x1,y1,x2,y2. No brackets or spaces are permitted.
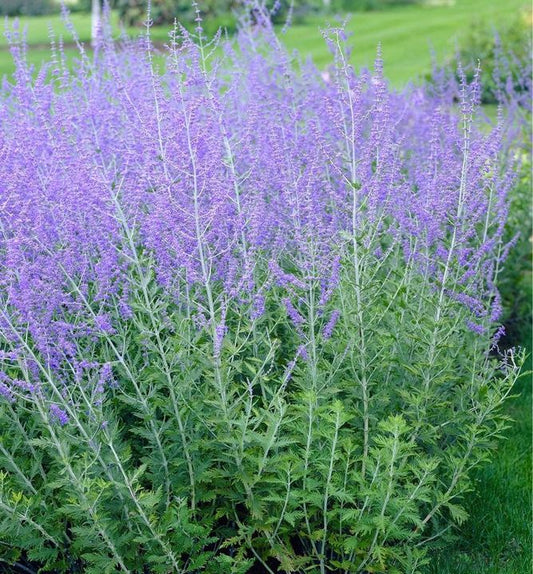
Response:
0,5,527,573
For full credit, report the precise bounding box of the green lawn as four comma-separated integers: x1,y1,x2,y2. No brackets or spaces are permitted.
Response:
283,0,529,84
0,0,529,84
0,11,164,79
428,357,532,574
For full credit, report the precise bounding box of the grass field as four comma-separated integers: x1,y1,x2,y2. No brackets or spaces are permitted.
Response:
0,1,531,573
0,0,529,84
284,0,530,84
428,356,532,574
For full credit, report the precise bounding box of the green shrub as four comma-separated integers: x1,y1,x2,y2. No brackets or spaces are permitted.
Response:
499,159,533,347
0,0,57,17
0,15,527,574
115,0,240,28
267,0,323,24
0,248,523,573
114,0,322,28
331,0,421,11
454,9,532,104
113,0,423,29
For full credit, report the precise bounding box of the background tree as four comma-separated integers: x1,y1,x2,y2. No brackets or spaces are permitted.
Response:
0,0,55,16
91,0,101,45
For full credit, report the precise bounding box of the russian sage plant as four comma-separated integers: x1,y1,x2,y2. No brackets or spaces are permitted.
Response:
0,5,527,573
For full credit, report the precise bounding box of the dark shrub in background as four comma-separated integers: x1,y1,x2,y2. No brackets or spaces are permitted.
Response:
332,0,421,10
115,0,240,27
114,0,423,29
0,0,57,16
454,9,532,104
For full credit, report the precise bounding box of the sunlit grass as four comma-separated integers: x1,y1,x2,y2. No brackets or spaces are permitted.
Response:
428,349,532,574
0,0,528,84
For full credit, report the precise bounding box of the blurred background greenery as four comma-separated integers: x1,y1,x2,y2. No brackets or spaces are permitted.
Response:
0,0,531,86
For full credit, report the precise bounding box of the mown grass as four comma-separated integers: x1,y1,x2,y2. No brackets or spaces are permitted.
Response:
428,354,532,574
0,0,529,84
283,0,530,84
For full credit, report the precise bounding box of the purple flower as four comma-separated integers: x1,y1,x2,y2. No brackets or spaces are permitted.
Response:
0,10,522,418
283,298,305,327
94,313,115,335
49,404,69,426
491,325,506,350
466,320,487,336
0,382,14,403
322,310,341,340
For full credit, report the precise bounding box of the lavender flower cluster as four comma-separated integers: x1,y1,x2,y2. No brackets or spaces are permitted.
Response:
0,16,517,388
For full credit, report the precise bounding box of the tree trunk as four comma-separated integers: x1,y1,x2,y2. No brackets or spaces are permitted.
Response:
91,0,101,47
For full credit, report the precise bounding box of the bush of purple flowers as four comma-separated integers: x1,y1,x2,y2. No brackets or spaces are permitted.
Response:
0,5,527,573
